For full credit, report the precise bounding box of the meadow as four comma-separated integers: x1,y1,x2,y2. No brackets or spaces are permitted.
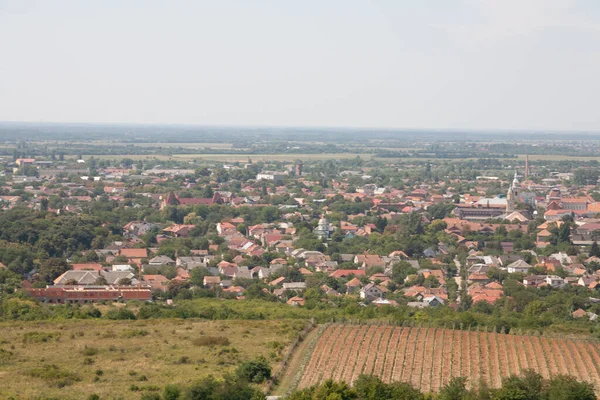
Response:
0,319,306,399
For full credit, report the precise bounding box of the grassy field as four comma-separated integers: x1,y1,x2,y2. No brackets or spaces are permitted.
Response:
0,318,307,399
81,153,375,162
514,154,600,161
172,153,374,162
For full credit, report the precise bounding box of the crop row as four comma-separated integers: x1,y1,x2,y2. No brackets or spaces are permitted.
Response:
298,325,600,392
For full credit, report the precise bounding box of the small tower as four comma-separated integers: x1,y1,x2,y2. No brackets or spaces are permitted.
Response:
525,155,530,179
295,161,303,177
506,172,519,213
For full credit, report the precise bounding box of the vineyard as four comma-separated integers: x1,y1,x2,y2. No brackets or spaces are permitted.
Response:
297,324,600,393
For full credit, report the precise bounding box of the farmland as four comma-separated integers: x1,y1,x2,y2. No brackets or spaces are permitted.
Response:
296,324,600,393
0,319,306,400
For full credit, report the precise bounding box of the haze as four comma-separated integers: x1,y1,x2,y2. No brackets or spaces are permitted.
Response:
1,0,600,131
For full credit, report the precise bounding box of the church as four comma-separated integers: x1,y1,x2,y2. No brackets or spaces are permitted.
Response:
505,172,535,220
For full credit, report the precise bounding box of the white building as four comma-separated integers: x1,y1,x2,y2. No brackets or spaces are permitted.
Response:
256,171,287,183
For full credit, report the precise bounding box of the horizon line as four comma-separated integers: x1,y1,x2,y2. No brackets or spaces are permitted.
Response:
1,120,600,135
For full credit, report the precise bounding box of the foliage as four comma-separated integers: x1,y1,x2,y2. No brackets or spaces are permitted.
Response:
181,374,265,400
191,336,230,347
286,372,595,400
26,364,81,388
235,356,272,383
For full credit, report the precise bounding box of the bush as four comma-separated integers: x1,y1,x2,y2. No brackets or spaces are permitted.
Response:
81,346,99,356
191,336,230,347
0,348,14,365
163,384,181,400
122,329,149,338
236,356,271,384
23,331,60,344
26,364,81,388
182,374,265,400
83,357,95,365
105,308,136,320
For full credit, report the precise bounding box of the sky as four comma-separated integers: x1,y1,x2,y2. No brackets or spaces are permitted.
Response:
1,0,600,131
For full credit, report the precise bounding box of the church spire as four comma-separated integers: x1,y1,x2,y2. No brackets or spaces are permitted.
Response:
507,171,519,213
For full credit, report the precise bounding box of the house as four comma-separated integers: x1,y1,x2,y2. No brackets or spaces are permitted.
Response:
177,256,209,270
54,270,137,286
360,283,383,301
329,269,366,278
345,277,363,294
372,298,398,307
119,248,148,259
545,275,566,288
223,286,245,297
269,276,286,287
506,259,532,274
148,255,175,266
203,276,221,288
233,266,252,280
112,265,135,272
26,286,151,303
162,224,196,238
143,274,170,291
282,282,306,292
523,275,546,287
422,294,445,306
217,222,237,235
123,221,158,237
256,171,287,183
71,263,103,271
287,296,305,307
354,254,385,269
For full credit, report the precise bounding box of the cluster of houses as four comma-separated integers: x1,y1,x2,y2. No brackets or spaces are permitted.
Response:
1,157,598,320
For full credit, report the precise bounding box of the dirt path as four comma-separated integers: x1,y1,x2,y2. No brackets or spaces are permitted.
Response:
271,325,323,396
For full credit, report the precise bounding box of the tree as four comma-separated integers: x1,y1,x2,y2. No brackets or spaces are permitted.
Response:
391,261,416,284
495,370,543,400
438,377,473,400
95,276,108,285
546,375,595,400
590,242,600,258
40,198,49,212
37,258,69,284
573,168,599,185
235,356,271,383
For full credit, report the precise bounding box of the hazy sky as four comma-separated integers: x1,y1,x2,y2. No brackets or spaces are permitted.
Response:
1,0,600,131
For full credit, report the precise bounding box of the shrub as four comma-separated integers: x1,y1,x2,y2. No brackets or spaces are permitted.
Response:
87,395,100,400
105,308,136,320
163,384,181,400
23,331,60,344
26,364,81,388
0,348,14,365
236,356,271,384
81,346,99,356
83,357,95,365
122,329,149,338
191,336,230,347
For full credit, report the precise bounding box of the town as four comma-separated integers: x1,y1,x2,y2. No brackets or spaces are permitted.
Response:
0,145,598,323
